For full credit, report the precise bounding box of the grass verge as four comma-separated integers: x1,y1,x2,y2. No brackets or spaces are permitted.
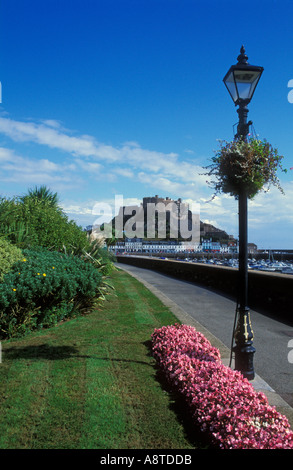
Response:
0,268,206,449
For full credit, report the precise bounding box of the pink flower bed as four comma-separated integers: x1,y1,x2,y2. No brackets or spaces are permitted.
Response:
151,323,293,449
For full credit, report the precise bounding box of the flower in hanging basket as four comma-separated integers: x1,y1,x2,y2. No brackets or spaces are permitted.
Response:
205,138,287,200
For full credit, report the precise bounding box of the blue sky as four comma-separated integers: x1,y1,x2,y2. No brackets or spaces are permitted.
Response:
0,0,293,249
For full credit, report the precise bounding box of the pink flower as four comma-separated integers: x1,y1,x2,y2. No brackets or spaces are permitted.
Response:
151,324,293,449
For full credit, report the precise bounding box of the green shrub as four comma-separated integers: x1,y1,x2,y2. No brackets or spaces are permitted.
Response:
79,241,116,300
0,190,90,253
0,248,102,339
81,240,116,275
0,237,23,281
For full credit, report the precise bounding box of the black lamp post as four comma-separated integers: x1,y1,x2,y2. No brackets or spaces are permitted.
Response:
223,46,263,380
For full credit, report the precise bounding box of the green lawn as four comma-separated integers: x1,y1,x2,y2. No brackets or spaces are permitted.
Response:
0,268,206,449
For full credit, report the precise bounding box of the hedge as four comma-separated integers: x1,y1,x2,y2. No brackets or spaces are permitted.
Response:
0,248,102,338
151,324,293,449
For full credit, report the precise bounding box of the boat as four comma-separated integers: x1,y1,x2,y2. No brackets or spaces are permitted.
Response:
281,266,293,275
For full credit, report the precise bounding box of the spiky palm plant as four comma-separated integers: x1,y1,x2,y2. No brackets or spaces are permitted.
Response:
20,185,61,209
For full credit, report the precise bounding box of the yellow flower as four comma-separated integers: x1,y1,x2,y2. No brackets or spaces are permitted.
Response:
12,288,16,291
37,273,40,275
43,273,46,277
52,266,55,269
22,258,27,262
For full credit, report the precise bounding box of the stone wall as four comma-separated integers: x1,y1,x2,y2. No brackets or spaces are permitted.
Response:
116,256,293,322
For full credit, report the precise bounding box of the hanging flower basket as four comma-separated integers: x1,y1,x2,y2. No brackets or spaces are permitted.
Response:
205,138,287,200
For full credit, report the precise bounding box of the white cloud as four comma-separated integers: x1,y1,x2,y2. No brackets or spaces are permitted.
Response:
0,146,59,174
113,168,134,178
0,117,120,162
74,159,103,174
0,117,207,188
0,147,19,162
0,145,82,189
248,183,293,226
40,119,63,129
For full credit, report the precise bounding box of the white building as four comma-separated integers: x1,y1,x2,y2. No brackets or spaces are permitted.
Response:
110,239,201,254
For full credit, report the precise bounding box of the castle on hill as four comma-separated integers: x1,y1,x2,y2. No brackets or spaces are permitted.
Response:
113,194,233,243
88,195,240,253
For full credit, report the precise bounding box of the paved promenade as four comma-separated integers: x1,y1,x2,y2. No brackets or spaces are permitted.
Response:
116,262,293,427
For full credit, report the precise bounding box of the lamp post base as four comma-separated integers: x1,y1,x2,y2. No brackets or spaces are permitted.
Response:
233,305,255,381
233,343,256,381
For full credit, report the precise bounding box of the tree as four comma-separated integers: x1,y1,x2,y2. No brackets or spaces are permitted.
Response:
19,185,60,209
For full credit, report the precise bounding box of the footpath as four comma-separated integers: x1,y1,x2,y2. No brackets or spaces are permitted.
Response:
116,262,293,429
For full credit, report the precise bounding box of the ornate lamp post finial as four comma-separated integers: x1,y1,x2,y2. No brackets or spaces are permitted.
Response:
237,45,248,64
